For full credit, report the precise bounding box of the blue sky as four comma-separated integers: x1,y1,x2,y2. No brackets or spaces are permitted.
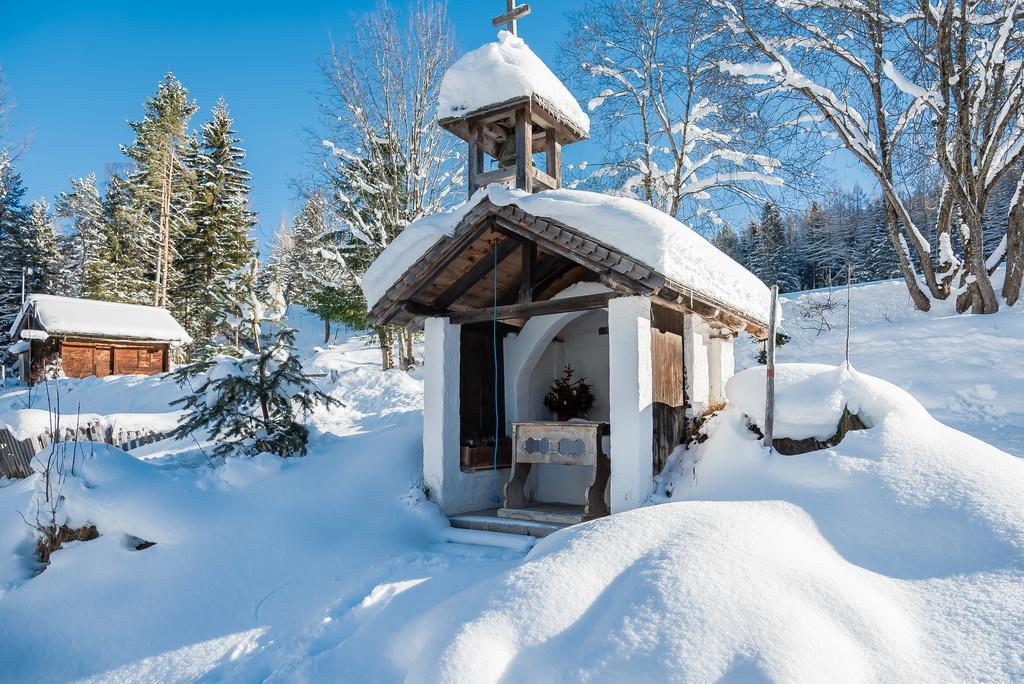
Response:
1,1,588,246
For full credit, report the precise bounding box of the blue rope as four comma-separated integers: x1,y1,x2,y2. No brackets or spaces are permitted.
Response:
491,241,502,504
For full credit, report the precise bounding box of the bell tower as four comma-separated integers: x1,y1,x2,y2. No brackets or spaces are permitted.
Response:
437,2,589,198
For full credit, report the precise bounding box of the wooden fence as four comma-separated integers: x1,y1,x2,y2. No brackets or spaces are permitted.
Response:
0,422,167,480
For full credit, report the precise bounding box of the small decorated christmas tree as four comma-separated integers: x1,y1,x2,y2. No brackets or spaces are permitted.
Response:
543,364,595,420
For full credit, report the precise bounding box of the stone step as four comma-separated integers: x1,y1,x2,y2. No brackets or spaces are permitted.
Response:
449,512,565,539
440,526,538,553
427,542,526,560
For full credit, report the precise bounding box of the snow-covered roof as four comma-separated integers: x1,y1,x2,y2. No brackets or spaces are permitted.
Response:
362,186,774,326
10,295,192,344
438,31,590,135
7,341,29,355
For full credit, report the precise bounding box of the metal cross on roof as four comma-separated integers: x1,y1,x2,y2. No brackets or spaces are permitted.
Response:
492,0,531,36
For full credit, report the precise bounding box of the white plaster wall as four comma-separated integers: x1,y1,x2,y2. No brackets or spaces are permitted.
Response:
524,308,610,505
608,296,654,513
422,317,504,516
708,336,735,408
526,309,610,422
502,281,612,433
684,314,710,418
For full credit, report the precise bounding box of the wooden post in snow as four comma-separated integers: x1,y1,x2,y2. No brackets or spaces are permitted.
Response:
764,284,779,449
845,262,852,367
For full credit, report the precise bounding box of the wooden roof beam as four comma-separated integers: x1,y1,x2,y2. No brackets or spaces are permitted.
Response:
433,236,520,310
448,292,615,325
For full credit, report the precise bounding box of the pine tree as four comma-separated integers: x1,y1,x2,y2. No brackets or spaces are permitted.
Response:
23,198,63,294
744,202,797,291
171,267,336,457
177,99,256,344
267,217,297,301
0,151,30,356
57,173,150,302
122,73,198,309
56,174,107,297
712,223,740,261
170,326,338,458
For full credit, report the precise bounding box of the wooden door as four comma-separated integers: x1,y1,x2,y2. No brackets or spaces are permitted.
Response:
92,345,113,377
60,342,114,379
650,305,688,473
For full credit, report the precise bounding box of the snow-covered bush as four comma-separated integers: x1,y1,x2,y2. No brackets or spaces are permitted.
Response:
170,327,338,458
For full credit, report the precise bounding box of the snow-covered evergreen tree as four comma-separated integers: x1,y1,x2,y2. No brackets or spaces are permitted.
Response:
56,174,107,297
0,151,30,356
177,99,256,343
171,265,335,458
170,326,337,458
744,202,798,291
122,73,198,309
712,223,741,262
22,198,64,294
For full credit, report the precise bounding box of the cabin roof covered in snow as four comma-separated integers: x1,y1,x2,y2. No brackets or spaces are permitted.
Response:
362,186,774,332
10,295,192,344
438,31,590,135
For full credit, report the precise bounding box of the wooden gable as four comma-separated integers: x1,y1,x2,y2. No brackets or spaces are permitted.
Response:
368,199,769,338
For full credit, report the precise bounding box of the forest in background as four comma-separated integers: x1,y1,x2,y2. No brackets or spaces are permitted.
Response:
3,0,1024,372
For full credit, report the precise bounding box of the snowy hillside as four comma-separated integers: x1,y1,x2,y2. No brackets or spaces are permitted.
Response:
0,299,1021,682
741,275,1024,456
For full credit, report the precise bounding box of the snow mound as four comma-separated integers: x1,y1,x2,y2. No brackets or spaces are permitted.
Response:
726,362,883,440
439,30,589,134
392,365,1024,682
398,502,950,682
363,185,773,324
740,275,1024,456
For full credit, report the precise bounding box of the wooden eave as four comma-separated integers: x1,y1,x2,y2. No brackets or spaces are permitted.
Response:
439,94,588,158
368,199,770,339
45,334,176,346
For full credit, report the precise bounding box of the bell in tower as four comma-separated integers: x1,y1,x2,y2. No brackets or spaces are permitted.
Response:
436,5,590,197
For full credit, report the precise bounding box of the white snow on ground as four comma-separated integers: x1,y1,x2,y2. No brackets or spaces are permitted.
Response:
738,274,1024,456
9,294,191,343
0,373,188,442
0,302,1022,682
438,30,590,133
363,185,773,324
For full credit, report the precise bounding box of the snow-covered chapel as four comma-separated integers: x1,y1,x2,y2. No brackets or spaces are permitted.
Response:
364,20,772,530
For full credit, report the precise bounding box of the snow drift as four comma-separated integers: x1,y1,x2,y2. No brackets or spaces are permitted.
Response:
0,303,1022,682
386,363,1024,682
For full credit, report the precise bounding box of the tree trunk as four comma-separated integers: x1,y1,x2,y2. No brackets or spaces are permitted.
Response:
404,328,415,368
323,318,331,345
377,326,394,371
884,205,932,311
397,328,410,371
959,212,999,314
1003,184,1024,305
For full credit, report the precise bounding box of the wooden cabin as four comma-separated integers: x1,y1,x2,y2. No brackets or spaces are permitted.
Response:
363,26,772,531
8,295,192,385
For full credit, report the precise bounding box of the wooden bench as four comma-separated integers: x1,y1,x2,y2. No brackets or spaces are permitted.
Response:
499,421,610,524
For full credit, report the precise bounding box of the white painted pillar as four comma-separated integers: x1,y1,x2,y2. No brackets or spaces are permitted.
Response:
422,317,461,512
684,314,710,418
707,336,735,408
608,296,654,513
